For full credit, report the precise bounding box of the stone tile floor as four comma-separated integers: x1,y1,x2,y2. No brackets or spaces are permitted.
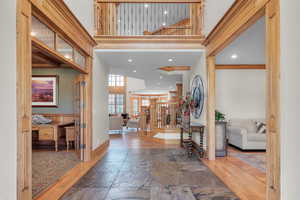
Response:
61,147,239,200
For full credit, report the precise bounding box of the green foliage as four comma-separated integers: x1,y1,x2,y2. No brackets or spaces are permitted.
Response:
215,110,225,121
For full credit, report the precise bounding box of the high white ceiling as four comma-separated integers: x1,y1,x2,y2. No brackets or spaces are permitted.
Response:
96,50,203,90
216,17,265,64
95,17,264,90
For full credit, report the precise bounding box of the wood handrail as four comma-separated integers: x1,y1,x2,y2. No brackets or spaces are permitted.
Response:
144,18,192,35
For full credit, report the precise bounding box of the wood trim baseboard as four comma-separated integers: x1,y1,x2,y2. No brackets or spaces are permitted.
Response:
92,140,110,159
34,140,109,200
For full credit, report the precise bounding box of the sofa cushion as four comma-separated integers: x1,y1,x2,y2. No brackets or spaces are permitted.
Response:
247,133,266,142
229,119,257,133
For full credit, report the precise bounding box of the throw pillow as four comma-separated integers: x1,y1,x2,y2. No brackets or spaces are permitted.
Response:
255,121,266,134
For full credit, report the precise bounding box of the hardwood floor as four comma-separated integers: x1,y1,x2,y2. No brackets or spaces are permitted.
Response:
202,147,266,200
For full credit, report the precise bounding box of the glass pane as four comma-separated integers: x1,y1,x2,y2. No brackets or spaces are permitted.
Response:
74,49,86,68
109,105,115,114
133,99,138,113
57,36,73,60
31,16,55,49
117,95,124,104
109,94,115,104
117,105,123,113
142,99,149,106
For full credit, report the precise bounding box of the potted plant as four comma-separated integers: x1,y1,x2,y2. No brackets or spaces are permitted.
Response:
215,110,226,121
215,110,227,157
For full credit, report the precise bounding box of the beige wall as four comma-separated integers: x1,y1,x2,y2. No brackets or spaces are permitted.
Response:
0,0,17,199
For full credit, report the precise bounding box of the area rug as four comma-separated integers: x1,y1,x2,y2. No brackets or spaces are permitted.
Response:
32,151,80,197
229,151,266,172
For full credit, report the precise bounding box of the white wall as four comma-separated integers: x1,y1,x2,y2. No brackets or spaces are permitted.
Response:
280,1,300,199
184,55,207,146
126,77,146,112
216,70,266,119
216,17,265,65
0,0,17,199
93,55,110,150
63,0,94,35
182,71,190,97
204,0,235,36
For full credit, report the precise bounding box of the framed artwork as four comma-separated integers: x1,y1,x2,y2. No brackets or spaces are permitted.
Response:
191,75,204,119
32,75,58,107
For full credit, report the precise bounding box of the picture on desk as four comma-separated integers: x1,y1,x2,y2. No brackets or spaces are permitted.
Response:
32,75,58,107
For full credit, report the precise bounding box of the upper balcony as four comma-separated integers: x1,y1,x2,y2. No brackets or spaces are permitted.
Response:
94,0,205,49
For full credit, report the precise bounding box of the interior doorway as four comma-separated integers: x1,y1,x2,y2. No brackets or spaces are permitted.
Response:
204,1,280,199
16,1,95,199
31,48,88,198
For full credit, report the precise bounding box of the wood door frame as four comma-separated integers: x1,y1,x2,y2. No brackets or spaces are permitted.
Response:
203,0,280,199
17,0,95,199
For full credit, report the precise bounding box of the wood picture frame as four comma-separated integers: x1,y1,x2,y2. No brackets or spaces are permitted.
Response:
32,75,59,107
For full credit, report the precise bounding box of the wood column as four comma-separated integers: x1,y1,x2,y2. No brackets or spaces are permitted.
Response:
17,0,32,199
190,2,203,35
266,0,280,199
207,56,216,160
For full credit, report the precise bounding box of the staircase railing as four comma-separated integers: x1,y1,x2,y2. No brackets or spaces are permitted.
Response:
94,2,204,37
138,99,181,135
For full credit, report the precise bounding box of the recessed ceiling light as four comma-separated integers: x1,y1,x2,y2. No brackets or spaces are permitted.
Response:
162,22,166,26
128,59,133,63
168,58,173,62
157,82,161,85
231,54,238,59
133,70,137,73
144,4,149,8
164,10,168,15
160,76,163,79
30,32,36,36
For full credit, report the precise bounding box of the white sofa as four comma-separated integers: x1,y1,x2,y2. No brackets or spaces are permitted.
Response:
227,119,266,150
109,116,123,132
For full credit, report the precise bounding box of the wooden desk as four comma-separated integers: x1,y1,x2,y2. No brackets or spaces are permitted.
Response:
32,122,74,151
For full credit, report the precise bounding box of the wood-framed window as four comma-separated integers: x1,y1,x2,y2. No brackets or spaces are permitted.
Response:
133,99,139,115
108,74,125,87
108,74,127,114
108,93,125,114
142,99,150,106
31,15,87,70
